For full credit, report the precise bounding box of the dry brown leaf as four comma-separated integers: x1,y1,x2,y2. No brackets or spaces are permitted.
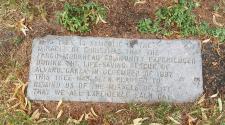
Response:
218,98,223,112
96,15,100,24
67,114,84,124
202,39,210,44
115,109,127,113
216,114,223,121
14,18,29,36
12,83,22,97
67,118,80,124
31,109,41,120
103,118,111,125
96,14,107,24
15,109,26,113
99,15,107,23
36,118,48,123
168,116,180,124
201,108,208,120
78,114,85,122
134,0,146,6
213,13,222,17
213,15,223,27
57,110,63,119
38,4,48,22
37,118,56,123
91,107,98,117
132,117,149,125
43,106,50,114
197,94,205,105
210,91,219,98
27,100,32,113
6,97,17,103
84,112,91,120
9,102,21,109
21,82,28,95
187,114,197,125
56,100,63,110
85,112,96,120
212,62,218,66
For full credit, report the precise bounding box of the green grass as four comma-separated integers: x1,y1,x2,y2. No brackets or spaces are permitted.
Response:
57,2,107,33
212,0,225,13
128,103,152,117
137,0,225,42
128,103,182,124
0,110,34,125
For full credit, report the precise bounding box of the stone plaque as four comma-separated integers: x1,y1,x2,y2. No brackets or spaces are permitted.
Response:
27,35,203,103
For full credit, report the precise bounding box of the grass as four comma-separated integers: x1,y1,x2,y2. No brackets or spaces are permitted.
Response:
212,0,225,13
137,0,225,42
0,76,31,124
128,103,153,118
57,2,107,33
128,103,181,124
1,110,34,125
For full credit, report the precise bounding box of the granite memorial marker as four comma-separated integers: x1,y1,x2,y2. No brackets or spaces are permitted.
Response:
27,35,203,103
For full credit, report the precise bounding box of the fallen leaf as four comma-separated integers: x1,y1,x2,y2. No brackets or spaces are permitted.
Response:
212,62,218,66
216,114,223,121
12,83,22,97
78,114,84,122
56,99,63,110
99,15,107,23
187,114,197,125
14,18,29,36
210,91,219,98
57,110,63,119
37,3,47,22
37,118,56,123
84,113,89,120
68,114,85,124
24,97,28,108
103,118,111,125
149,123,162,125
27,100,32,113
36,118,48,123
115,109,127,113
91,107,98,117
6,97,17,103
213,13,222,17
31,109,41,120
197,94,205,105
9,102,20,109
96,15,100,24
43,106,50,114
134,0,146,6
85,112,96,120
132,117,149,125
202,39,210,43
21,82,28,95
201,108,208,120
168,116,180,124
218,98,223,112
213,15,223,27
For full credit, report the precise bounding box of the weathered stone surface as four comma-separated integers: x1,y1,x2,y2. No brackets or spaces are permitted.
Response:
27,35,203,103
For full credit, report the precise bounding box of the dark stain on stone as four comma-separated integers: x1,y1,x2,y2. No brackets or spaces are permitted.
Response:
129,39,138,48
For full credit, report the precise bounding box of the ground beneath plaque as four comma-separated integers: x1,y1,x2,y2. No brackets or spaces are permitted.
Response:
0,0,225,124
